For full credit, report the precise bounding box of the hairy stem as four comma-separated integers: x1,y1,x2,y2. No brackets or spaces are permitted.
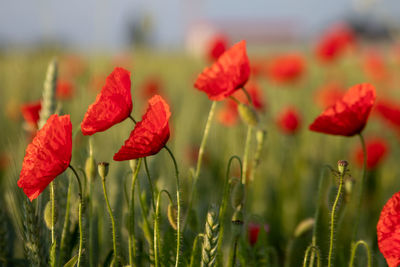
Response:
129,158,142,267
348,240,371,267
154,190,173,267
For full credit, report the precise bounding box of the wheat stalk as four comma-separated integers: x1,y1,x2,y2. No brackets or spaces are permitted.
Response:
201,206,219,267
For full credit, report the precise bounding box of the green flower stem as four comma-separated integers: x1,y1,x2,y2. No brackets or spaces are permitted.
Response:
241,87,252,104
242,126,253,184
50,182,55,243
144,157,156,212
348,240,371,267
217,156,242,260
185,101,216,230
68,165,83,267
163,145,182,267
59,177,71,266
101,175,118,265
351,133,367,242
228,235,239,267
302,245,321,267
189,234,204,267
327,169,345,267
154,190,173,267
136,173,154,252
129,158,142,267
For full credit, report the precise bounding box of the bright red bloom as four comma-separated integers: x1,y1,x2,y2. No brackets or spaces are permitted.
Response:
309,83,376,136
207,34,228,61
21,101,41,127
376,100,400,130
354,137,388,169
57,79,75,100
267,53,305,83
314,82,345,109
18,114,72,201
277,107,302,135
217,100,239,127
316,24,356,63
81,67,132,135
248,222,261,246
377,190,400,267
114,95,170,161
194,40,250,101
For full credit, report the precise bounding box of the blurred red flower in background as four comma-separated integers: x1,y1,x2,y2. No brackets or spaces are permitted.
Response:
21,101,41,128
375,100,400,132
309,83,376,136
247,222,261,246
267,53,305,84
194,40,250,101
377,190,400,267
81,67,132,135
277,107,302,135
114,95,170,161
316,23,356,63
140,76,163,100
314,82,345,109
57,79,75,100
217,100,239,127
18,114,72,201
362,49,389,82
234,81,266,111
207,34,228,61
353,137,388,169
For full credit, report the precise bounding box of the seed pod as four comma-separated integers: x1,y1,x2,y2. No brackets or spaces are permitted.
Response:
85,156,96,183
231,181,245,209
167,203,178,230
238,103,259,126
98,162,109,179
44,201,57,230
293,218,314,238
337,160,348,175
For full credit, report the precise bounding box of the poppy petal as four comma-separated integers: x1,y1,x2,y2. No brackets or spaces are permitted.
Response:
18,114,72,201
81,67,132,135
114,95,171,161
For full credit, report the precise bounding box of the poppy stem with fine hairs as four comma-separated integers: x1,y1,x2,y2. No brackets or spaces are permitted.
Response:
68,164,83,267
163,145,181,267
348,240,371,267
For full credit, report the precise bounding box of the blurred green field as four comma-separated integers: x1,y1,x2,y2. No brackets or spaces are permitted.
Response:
1,43,400,266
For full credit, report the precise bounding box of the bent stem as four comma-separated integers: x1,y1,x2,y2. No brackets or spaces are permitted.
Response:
189,234,204,267
242,126,253,184
154,189,174,267
101,176,118,265
327,170,345,267
185,101,216,230
164,145,182,267
348,240,371,267
302,245,321,267
68,165,83,267
129,158,142,267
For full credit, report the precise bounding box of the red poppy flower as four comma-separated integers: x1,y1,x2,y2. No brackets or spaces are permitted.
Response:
114,95,170,161
353,137,388,169
248,222,261,246
363,49,389,82
217,100,239,127
376,100,400,130
316,23,356,63
18,114,72,201
267,53,305,83
277,107,302,135
81,67,132,135
314,82,345,109
194,40,250,101
21,101,41,127
309,83,376,136
207,34,228,61
57,79,75,100
377,190,400,267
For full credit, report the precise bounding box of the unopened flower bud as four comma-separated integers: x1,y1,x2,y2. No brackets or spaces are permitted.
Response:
337,160,348,175
238,103,259,126
231,207,244,236
231,181,245,209
129,159,138,173
98,162,109,179
44,201,57,230
85,156,96,183
256,129,267,144
293,218,314,238
167,203,178,230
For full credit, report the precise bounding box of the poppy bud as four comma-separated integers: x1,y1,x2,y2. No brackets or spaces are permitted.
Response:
231,181,245,209
238,103,259,126
167,203,178,230
98,162,109,179
293,218,314,238
129,159,138,173
231,207,244,236
44,201,57,230
247,222,260,246
337,160,348,175
85,156,96,183
256,129,267,144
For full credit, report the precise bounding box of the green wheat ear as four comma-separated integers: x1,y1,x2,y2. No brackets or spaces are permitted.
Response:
38,59,58,129
201,206,219,267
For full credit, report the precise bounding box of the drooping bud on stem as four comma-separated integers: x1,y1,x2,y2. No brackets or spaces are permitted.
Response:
129,159,138,173
85,157,96,183
238,103,259,126
44,201,57,230
98,162,109,180
167,203,178,230
231,181,245,209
